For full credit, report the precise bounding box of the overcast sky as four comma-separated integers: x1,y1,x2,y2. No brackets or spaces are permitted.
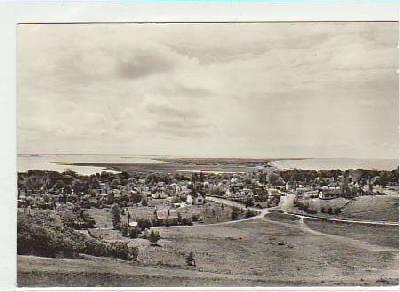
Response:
17,22,398,159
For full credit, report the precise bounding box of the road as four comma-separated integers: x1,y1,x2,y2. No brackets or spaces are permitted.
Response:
296,217,397,252
175,196,398,253
90,196,398,234
206,195,399,226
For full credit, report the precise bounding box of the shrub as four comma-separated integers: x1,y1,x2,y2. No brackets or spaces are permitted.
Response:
110,241,129,260
128,227,140,239
245,197,255,207
181,217,192,226
231,207,240,220
148,230,161,245
111,203,121,230
137,218,152,230
18,211,137,261
120,223,129,237
186,252,196,266
128,246,139,261
245,209,256,218
192,213,200,221
151,218,160,227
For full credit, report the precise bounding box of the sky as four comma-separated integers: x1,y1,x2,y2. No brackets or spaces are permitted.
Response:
17,22,398,159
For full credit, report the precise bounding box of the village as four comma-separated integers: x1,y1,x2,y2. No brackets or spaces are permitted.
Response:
17,165,399,230
16,163,399,286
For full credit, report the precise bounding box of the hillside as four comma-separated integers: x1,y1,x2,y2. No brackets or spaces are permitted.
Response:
340,195,399,222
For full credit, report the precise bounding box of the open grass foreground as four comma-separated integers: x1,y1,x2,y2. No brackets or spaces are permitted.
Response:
18,217,399,287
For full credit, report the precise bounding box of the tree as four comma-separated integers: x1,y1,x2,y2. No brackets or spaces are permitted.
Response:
245,197,255,207
231,207,240,220
268,173,285,186
111,178,120,189
177,212,183,225
245,209,255,218
111,203,121,230
334,207,341,215
129,227,140,239
120,223,129,237
186,252,196,266
148,230,161,245
137,218,152,230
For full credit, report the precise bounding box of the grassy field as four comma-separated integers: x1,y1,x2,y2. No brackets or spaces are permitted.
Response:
304,219,399,249
87,201,242,229
339,195,399,222
264,210,300,223
18,217,399,287
289,194,398,222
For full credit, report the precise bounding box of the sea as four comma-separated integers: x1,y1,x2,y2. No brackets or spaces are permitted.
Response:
17,155,399,175
271,158,398,171
17,154,164,175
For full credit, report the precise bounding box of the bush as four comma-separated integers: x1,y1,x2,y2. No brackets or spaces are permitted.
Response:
148,230,161,245
110,241,129,260
231,207,240,220
181,217,193,226
151,218,160,227
245,197,255,207
137,218,152,230
245,209,257,218
18,212,83,258
120,223,129,237
128,227,140,239
111,203,121,230
17,212,137,261
186,251,196,266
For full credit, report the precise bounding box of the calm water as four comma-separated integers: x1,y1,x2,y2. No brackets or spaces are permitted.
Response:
17,154,164,175
18,155,399,175
272,158,398,171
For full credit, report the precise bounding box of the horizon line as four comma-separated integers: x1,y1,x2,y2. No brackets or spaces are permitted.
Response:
16,153,399,160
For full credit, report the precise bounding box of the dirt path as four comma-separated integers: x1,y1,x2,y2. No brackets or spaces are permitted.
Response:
298,217,397,252
279,194,398,226
262,214,397,253
152,196,274,230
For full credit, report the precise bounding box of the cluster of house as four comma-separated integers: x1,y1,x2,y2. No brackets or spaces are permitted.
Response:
17,167,398,214
291,173,399,202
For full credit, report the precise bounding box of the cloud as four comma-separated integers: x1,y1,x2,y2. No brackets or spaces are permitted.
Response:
117,49,175,79
17,22,398,158
144,102,212,138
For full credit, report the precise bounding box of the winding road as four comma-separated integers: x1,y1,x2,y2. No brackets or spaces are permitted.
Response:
205,196,398,253
206,195,399,226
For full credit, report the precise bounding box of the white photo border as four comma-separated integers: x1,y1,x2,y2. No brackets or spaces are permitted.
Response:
0,0,399,291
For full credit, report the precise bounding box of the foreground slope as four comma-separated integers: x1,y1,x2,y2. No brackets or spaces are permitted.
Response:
18,217,398,287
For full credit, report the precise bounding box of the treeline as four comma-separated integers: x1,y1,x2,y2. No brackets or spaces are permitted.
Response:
279,168,399,187
17,211,138,261
18,169,192,194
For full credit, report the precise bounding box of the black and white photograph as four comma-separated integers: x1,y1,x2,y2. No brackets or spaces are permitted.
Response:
16,21,399,287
